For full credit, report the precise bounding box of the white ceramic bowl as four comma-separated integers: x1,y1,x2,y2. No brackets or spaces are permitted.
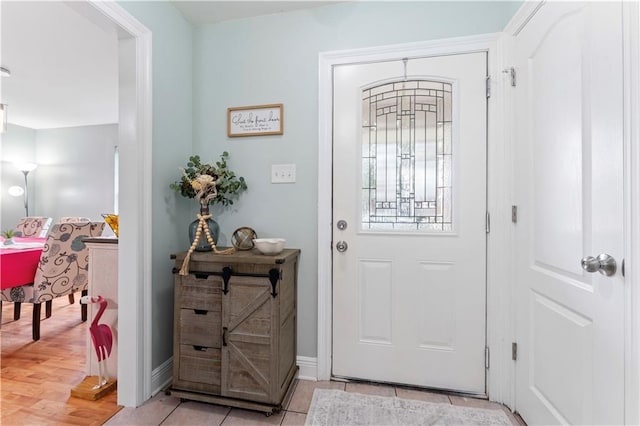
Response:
253,238,285,255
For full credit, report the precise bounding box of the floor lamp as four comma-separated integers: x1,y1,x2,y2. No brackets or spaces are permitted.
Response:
14,162,37,217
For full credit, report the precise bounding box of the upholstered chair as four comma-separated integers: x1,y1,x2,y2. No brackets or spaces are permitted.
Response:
59,217,91,223
57,217,93,304
7,217,54,320
0,221,105,340
14,216,53,238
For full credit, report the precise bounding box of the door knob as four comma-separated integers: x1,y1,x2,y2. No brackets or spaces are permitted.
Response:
336,241,348,253
581,253,617,276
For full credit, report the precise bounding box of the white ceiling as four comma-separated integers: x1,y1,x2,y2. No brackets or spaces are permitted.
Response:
171,1,340,25
1,1,119,130
0,1,338,130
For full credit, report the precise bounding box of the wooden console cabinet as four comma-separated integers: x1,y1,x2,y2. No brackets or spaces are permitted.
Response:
169,249,299,415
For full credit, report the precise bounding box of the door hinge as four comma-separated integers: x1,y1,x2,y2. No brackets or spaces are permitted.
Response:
512,342,518,361
485,346,490,369
485,76,491,98
503,67,516,87
512,205,518,223
486,211,491,234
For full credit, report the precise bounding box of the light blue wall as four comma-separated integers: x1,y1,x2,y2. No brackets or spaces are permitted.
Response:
117,1,193,368
192,1,521,358
0,124,37,231
118,0,521,370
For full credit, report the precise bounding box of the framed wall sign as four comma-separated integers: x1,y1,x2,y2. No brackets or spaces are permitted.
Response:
227,103,284,137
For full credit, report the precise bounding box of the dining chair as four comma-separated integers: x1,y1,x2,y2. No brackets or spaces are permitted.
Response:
58,217,92,304
14,216,53,238
0,221,105,340
7,216,53,320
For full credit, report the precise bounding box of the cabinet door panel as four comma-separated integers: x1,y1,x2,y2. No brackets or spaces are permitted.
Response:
222,276,277,403
225,342,271,402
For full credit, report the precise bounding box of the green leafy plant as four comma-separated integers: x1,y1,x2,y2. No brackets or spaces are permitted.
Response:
170,152,247,206
2,229,15,239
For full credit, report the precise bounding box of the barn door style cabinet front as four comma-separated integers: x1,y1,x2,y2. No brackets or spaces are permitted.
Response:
169,249,299,415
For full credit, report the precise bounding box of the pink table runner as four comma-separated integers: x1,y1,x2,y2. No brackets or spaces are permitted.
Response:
0,237,45,290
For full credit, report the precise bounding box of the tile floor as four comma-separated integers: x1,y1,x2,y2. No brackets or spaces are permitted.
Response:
105,379,525,425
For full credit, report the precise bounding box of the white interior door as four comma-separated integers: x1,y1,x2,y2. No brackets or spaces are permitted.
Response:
513,2,625,424
332,52,487,394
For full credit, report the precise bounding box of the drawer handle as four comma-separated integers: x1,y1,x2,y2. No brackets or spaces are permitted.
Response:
194,272,210,279
193,309,208,315
222,327,228,346
222,267,232,295
192,345,207,352
269,268,280,298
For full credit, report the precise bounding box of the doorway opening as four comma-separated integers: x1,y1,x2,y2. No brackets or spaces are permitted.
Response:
79,1,152,407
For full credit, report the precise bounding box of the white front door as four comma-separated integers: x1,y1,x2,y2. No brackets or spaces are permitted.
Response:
513,2,625,424
332,52,487,393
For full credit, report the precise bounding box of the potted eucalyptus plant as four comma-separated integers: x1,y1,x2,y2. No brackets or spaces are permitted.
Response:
170,152,247,251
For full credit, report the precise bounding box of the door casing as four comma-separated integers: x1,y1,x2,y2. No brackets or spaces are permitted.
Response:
621,2,640,424
83,1,153,407
318,32,513,403
318,4,640,420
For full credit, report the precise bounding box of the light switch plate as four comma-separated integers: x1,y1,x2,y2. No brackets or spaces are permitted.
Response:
271,164,296,183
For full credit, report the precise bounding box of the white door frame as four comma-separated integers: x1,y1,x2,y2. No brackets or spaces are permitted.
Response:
87,1,153,408
501,2,640,421
622,3,640,423
317,33,515,402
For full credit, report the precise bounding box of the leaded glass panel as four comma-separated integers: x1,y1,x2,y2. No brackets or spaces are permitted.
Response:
361,79,453,231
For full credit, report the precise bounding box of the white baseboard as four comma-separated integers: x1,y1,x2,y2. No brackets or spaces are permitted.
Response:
150,355,318,396
151,356,173,396
297,356,318,381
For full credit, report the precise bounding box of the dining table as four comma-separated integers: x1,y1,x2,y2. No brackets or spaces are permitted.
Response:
0,237,46,290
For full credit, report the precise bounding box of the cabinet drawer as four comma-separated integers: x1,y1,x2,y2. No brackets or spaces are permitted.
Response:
180,308,221,348
178,274,222,311
177,345,221,393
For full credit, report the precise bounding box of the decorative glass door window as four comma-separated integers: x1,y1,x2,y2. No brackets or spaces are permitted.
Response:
362,80,453,231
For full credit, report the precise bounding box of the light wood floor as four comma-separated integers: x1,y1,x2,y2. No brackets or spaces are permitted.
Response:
1,296,121,425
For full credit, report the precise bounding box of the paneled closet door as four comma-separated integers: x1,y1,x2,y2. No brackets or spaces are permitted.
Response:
513,2,625,424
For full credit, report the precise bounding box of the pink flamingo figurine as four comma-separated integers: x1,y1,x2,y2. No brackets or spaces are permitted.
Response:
80,295,113,389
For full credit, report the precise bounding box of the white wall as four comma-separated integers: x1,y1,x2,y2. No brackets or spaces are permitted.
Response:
34,124,117,225
1,123,37,230
1,123,115,232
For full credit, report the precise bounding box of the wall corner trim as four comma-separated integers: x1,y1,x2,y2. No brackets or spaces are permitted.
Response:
503,1,544,36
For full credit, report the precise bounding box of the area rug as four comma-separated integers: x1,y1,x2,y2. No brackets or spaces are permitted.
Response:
305,389,512,426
